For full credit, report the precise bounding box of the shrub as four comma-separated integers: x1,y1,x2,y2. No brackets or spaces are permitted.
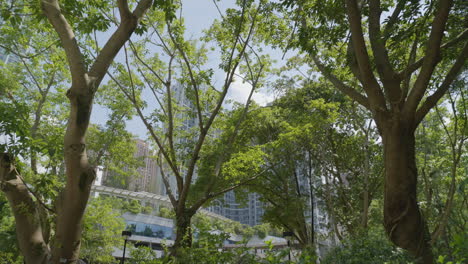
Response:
321,232,413,264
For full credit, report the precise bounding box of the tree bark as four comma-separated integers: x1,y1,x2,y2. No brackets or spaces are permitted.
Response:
0,153,50,264
171,209,194,256
51,84,96,263
38,0,153,262
309,0,463,262
382,120,433,263
0,0,153,262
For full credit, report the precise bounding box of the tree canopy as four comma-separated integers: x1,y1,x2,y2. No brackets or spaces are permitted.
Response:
0,0,466,263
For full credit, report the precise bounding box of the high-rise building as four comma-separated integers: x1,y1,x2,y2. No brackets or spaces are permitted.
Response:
102,139,164,195
159,82,201,197
208,191,264,226
102,82,199,197
208,154,337,258
0,47,19,64
0,17,20,65
129,139,163,193
296,160,337,258
169,82,266,226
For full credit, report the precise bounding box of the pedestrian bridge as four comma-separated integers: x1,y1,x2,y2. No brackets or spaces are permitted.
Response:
91,185,229,221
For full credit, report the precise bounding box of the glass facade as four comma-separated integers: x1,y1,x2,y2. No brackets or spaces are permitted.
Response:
122,213,175,241
208,191,264,226
126,220,174,240
0,47,19,64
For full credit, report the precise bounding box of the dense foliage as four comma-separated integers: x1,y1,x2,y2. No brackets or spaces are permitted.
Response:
0,0,466,263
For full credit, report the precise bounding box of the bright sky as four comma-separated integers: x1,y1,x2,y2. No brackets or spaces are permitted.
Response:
180,0,275,106
90,0,277,139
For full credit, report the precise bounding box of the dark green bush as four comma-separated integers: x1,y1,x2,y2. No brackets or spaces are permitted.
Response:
321,232,413,264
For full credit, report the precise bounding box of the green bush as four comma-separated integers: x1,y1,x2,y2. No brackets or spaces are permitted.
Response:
321,232,413,264
128,232,296,264
436,233,468,264
127,214,318,264
0,252,23,264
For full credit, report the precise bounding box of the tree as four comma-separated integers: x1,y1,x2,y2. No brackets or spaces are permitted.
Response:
0,194,23,264
107,0,275,255
243,102,327,248
429,87,467,245
415,76,467,260
321,228,412,264
246,80,383,248
277,0,467,262
0,0,154,262
80,197,126,264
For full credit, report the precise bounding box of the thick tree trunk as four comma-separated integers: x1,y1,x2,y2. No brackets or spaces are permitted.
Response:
51,87,96,263
382,120,433,263
171,209,194,257
0,1,153,263
0,154,50,264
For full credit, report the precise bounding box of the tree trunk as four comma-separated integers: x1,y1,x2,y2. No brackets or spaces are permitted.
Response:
382,120,433,263
0,1,153,262
293,169,310,247
361,129,371,230
171,209,194,257
307,152,315,248
0,153,50,264
51,87,96,264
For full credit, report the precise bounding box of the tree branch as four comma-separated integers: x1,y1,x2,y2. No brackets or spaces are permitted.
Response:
203,56,264,198
368,0,400,103
415,41,468,125
88,0,153,88
404,0,454,116
132,0,153,18
179,0,254,206
217,55,262,172
382,0,406,40
399,28,468,80
162,54,183,193
157,151,178,209
129,36,180,191
311,55,370,109
107,70,183,185
117,0,132,20
19,56,43,93
167,24,205,132
402,33,420,102
16,170,55,214
345,0,386,109
189,172,264,212
134,60,167,116
41,0,87,84
129,39,166,86
346,34,363,84
0,153,50,263
0,41,60,60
